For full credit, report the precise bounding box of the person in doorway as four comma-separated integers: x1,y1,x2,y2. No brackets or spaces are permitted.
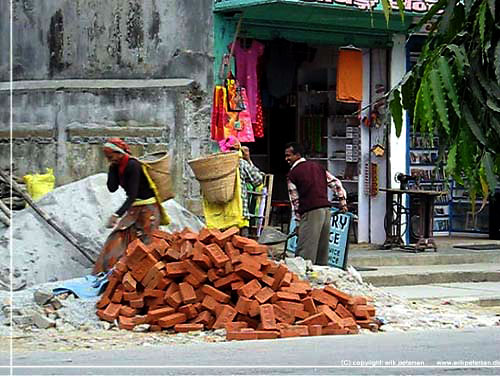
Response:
93,138,169,273
285,142,348,265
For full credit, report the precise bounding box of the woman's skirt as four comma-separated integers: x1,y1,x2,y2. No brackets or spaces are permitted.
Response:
93,203,160,274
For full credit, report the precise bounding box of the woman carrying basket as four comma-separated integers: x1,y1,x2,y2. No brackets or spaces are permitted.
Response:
93,138,169,273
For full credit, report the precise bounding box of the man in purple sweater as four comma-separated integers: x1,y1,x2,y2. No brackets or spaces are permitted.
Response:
285,142,348,265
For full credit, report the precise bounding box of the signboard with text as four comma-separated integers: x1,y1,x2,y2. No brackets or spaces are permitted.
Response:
328,209,351,270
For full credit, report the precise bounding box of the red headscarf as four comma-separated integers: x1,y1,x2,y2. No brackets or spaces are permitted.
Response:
103,138,131,183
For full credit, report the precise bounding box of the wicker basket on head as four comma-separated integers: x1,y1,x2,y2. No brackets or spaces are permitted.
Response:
188,151,240,204
139,151,174,202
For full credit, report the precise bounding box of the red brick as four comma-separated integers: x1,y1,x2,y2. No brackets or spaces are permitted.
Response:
280,272,292,288
232,235,257,249
193,252,213,270
235,296,252,315
165,261,188,278
302,297,318,314
151,238,169,256
352,305,375,319
144,288,164,298
275,300,305,315
179,282,197,304
178,304,198,319
324,285,353,305
231,280,245,290
122,272,137,292
275,291,301,302
96,296,110,309
261,275,275,287
296,312,329,327
184,273,202,288
238,279,262,298
224,241,240,260
101,303,121,322
165,281,179,296
123,291,141,301
205,244,230,268
193,310,213,326
115,260,128,273
194,287,206,303
255,330,280,339
309,325,322,336
226,331,258,341
248,300,261,317
201,295,218,312
281,283,310,296
158,312,187,328
272,304,295,324
323,327,349,335
224,261,234,274
236,314,259,329
271,264,288,290
125,239,149,266
254,287,275,304
214,226,240,247
342,317,358,329
149,324,162,332
347,296,368,306
295,310,310,319
119,306,137,317
130,253,158,282
179,240,194,260
235,264,263,280
259,304,277,330
151,229,173,241
335,303,354,319
198,228,213,243
132,315,147,325
201,285,231,303
147,307,176,322
183,260,208,283
110,288,123,303
214,273,242,289
165,247,180,261
180,229,198,241
243,244,268,255
225,321,248,331
239,253,262,270
318,305,344,326
174,323,204,332
118,315,136,330
165,291,182,309
311,289,339,308
207,268,219,282
212,305,237,329
279,325,309,338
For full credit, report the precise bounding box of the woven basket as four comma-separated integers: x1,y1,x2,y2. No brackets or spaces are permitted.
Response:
188,151,239,204
139,151,174,202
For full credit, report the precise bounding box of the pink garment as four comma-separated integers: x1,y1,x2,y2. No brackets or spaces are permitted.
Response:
230,39,265,123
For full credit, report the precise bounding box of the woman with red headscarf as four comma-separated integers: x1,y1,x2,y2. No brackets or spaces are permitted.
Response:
93,138,164,273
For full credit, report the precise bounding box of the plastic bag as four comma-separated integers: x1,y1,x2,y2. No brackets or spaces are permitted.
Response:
23,168,55,201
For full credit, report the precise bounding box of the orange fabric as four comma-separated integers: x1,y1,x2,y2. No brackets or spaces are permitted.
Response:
336,49,363,103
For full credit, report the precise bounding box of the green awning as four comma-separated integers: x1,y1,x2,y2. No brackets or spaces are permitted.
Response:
213,0,421,47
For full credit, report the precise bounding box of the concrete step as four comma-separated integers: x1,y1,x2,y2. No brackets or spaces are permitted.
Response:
381,282,500,305
359,263,500,287
349,249,500,267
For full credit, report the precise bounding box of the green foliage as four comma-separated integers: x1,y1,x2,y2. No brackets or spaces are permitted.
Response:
386,0,500,197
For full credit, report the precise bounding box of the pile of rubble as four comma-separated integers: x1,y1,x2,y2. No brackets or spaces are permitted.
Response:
96,227,377,340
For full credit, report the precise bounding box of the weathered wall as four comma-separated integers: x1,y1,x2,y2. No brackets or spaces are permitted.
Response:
0,0,215,212
1,0,214,89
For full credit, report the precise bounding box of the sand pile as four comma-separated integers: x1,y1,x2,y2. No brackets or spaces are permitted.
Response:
0,173,204,288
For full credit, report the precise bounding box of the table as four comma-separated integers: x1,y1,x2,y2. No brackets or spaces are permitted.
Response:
380,188,447,252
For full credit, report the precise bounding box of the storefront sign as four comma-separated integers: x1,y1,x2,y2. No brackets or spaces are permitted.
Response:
328,211,351,269
298,0,438,13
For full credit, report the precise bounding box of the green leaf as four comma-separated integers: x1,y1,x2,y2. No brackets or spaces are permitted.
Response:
478,1,487,50
486,98,500,112
421,77,435,134
463,104,487,145
410,0,449,33
437,56,461,117
464,0,480,18
395,0,405,22
380,0,391,25
484,152,498,190
491,116,500,137
439,0,456,35
446,44,469,79
400,71,415,110
429,69,450,134
446,143,458,174
487,0,495,20
495,40,500,83
389,89,403,137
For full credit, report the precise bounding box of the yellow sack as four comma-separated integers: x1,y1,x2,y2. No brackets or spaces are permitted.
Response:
23,168,55,201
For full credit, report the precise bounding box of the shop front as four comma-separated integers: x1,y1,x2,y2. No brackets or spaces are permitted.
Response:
212,0,435,244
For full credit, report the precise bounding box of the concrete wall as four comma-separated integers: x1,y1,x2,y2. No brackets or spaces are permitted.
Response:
0,0,215,213
1,0,214,89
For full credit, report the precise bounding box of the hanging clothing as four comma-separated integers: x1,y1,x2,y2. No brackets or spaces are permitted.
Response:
253,92,264,138
230,39,265,123
210,86,255,142
336,49,363,103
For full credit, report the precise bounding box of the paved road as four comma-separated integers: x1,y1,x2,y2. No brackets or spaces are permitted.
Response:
1,328,500,375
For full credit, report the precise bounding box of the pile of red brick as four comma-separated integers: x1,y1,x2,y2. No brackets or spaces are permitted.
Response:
96,227,377,340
